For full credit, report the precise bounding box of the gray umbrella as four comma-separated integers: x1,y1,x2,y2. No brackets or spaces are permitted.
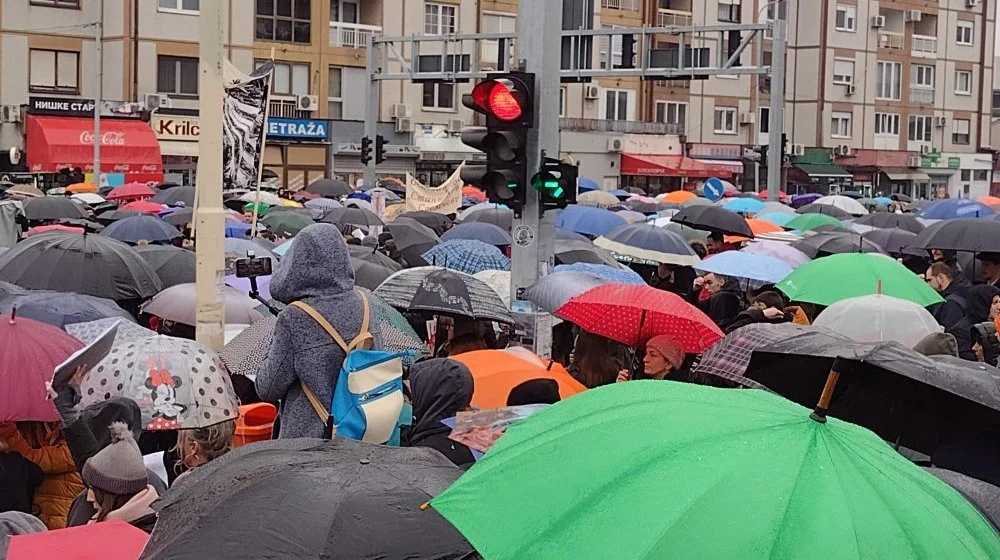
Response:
348,245,403,272
142,283,265,326
351,257,395,290
135,245,196,288
220,316,277,378
522,270,612,313
224,238,278,274
100,215,182,244
162,207,194,227
320,206,385,228
305,178,352,198
791,231,885,258
554,239,619,266
460,207,513,231
0,232,162,300
374,266,512,323
22,196,88,221
925,467,1000,530
2,290,135,328
441,222,512,246
151,186,195,207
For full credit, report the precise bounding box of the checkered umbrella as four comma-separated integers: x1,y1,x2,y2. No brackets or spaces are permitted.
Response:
220,316,277,379
422,239,510,276
692,322,817,388
374,266,513,324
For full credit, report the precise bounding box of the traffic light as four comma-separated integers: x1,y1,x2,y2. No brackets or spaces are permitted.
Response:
531,156,578,211
360,136,373,166
375,134,387,165
459,71,535,213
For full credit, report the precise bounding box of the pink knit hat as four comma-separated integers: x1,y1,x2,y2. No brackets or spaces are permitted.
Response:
646,335,685,370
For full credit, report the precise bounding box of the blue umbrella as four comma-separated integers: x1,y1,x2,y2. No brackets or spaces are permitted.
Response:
422,239,511,275
756,212,796,227
441,222,513,246
523,271,613,314
578,177,600,193
100,215,182,244
917,199,997,220
791,193,822,208
347,192,372,202
556,205,627,237
225,219,253,238
553,263,645,285
693,251,793,284
273,239,293,256
874,197,894,206
723,198,766,215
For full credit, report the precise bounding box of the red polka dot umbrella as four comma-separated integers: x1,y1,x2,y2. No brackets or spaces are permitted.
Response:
554,284,724,352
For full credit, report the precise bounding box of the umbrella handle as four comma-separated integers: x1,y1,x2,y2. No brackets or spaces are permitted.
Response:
809,358,841,424
8,305,15,323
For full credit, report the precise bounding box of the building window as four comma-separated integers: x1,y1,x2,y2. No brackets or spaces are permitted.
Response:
157,56,198,96
262,60,310,96
600,25,623,69
763,1,786,38
29,49,79,94
759,107,769,133
832,59,854,85
422,82,455,109
961,169,972,181
327,66,343,119
952,119,970,145
956,22,974,46
955,70,972,95
718,1,741,23
874,113,900,136
713,107,737,134
29,0,79,6
158,0,199,13
655,101,687,128
329,0,358,23
481,12,515,65
559,87,566,117
908,115,932,142
875,61,901,100
834,4,856,32
606,89,629,121
975,170,989,181
993,90,1000,116
831,112,852,138
912,64,934,88
256,0,312,43
425,2,457,35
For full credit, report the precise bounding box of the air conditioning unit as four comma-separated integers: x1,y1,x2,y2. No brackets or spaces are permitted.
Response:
904,10,923,23
846,84,857,96
871,15,886,28
1,105,22,123
968,0,982,8
144,93,171,111
935,116,948,127
446,118,464,134
920,144,932,155
584,85,600,100
907,155,922,167
395,117,413,133
792,144,806,156
297,95,320,112
607,137,623,152
834,145,853,157
391,104,413,119
739,112,756,125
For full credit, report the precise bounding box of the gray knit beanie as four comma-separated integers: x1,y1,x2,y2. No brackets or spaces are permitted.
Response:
81,422,148,495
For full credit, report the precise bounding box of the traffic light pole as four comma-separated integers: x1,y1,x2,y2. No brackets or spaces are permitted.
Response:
363,33,379,189
766,20,786,202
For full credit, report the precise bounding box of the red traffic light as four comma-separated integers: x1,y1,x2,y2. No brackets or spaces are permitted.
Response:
468,79,524,122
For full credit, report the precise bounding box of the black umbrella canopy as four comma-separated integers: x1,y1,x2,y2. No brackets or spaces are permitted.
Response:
0,232,162,300
162,207,194,227
1,290,135,328
386,217,441,253
151,185,195,207
399,211,454,236
23,196,88,221
375,266,513,323
670,205,753,237
797,203,853,220
622,200,671,214
555,239,619,266
134,245,197,288
910,218,1000,253
925,467,1000,530
305,178,353,198
351,257,396,290
96,209,144,223
854,212,925,233
140,438,475,560
348,244,404,272
791,231,885,259
460,207,513,232
320,206,385,227
861,228,918,255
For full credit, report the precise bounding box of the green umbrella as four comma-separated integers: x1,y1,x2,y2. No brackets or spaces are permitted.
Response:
785,212,843,232
776,253,943,307
260,210,315,237
431,381,1000,560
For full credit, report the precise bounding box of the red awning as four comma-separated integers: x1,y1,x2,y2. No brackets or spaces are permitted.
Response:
620,153,734,179
25,115,163,183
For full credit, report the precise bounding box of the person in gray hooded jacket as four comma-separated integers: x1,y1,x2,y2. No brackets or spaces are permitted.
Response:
256,223,382,439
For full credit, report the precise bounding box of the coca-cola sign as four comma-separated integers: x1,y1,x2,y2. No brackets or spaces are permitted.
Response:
78,131,126,146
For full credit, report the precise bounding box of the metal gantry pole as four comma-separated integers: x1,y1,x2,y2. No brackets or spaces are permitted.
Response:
93,18,103,181
363,34,379,189
766,19,786,201
194,1,227,351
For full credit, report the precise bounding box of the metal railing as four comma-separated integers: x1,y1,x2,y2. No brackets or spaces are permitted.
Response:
909,87,935,105
657,9,693,27
602,0,640,10
329,21,382,49
911,34,937,57
878,31,904,50
560,117,684,135
268,99,311,118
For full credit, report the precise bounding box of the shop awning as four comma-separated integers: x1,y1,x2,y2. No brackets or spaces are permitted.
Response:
692,158,744,175
25,115,162,182
620,154,734,178
159,141,198,158
794,163,852,178
882,168,931,182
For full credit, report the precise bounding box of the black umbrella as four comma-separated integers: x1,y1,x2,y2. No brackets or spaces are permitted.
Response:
351,257,395,290
892,193,913,203
151,186,195,207
348,244,404,273
96,209,144,223
0,232,162,300
375,266,513,323
305,178,352,198
670,205,753,237
377,178,407,195
811,224,854,234
386,217,441,256
400,211,454,236
140,438,475,560
101,215,182,244
162,207,194,227
910,218,1000,253
460,208,513,232
134,245,197,288
555,239,619,267
854,212,925,233
797,203,853,220
320,206,385,228
1,290,135,328
925,468,1000,530
23,197,88,221
791,231,885,258
861,228,919,255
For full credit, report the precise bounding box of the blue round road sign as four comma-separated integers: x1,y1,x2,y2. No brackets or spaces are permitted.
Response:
703,177,725,202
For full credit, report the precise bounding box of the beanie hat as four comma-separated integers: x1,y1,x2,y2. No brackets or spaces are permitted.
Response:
81,422,148,496
913,332,959,358
646,335,685,371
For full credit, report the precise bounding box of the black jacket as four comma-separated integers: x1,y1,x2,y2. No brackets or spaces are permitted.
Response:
948,284,1000,362
0,452,43,514
724,307,790,334
699,278,744,331
931,277,972,331
401,359,476,468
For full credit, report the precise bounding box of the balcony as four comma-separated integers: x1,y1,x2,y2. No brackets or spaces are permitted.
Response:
560,118,684,135
878,31,904,50
911,34,937,58
329,21,381,49
269,98,312,119
909,87,935,105
602,0,639,10
657,9,692,27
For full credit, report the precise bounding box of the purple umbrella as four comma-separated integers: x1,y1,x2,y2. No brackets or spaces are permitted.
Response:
791,193,822,208
740,240,811,268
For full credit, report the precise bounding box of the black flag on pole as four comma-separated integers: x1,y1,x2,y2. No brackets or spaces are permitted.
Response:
222,60,273,191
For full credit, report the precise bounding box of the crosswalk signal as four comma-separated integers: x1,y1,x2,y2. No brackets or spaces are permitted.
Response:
360,136,373,166
375,134,387,165
531,156,578,211
459,71,535,214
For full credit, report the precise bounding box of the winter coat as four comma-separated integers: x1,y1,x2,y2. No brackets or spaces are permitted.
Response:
401,359,476,468
257,224,382,439
931,277,972,331
948,284,999,361
698,277,744,331
0,451,43,515
0,424,84,530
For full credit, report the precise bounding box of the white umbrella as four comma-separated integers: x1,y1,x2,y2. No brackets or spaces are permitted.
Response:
141,283,266,327
239,191,282,206
70,193,106,206
814,195,868,217
812,294,943,348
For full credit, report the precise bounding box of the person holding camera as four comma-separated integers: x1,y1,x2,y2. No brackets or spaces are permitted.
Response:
949,284,1000,363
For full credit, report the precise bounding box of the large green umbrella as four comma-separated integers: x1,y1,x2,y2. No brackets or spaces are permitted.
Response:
260,210,314,237
786,212,843,232
776,253,943,307
431,381,1000,560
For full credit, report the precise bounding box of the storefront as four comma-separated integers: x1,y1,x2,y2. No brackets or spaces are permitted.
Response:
415,133,484,186
619,153,734,194
24,96,162,184
261,117,333,191
151,112,199,185
687,143,745,183
787,149,853,195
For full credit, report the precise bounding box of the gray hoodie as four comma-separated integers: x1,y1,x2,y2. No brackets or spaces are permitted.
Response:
256,223,382,439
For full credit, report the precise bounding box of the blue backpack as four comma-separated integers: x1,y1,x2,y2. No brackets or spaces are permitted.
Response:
293,291,406,444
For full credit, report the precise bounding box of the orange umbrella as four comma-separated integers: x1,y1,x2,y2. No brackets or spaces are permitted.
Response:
725,218,784,243
463,186,487,202
978,196,1000,207
66,182,98,194
661,190,697,204
451,348,587,409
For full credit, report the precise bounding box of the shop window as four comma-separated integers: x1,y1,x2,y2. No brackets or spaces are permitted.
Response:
422,82,455,110
256,0,312,43
29,49,79,94
157,56,199,96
